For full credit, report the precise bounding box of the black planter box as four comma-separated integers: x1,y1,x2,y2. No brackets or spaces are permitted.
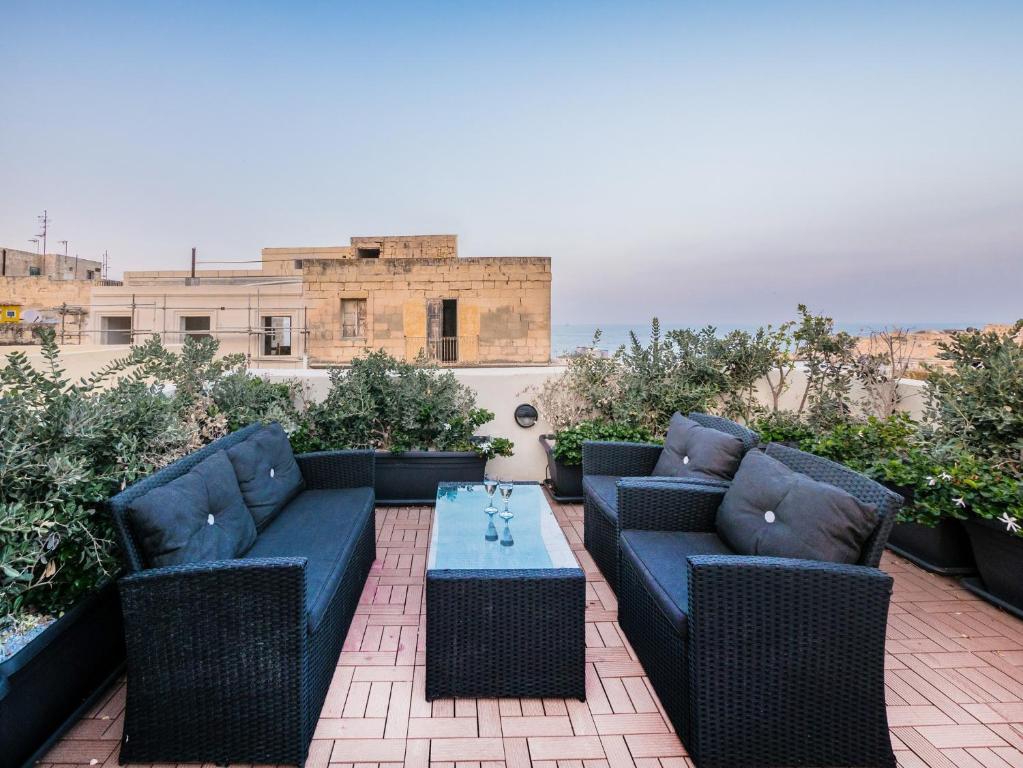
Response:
539,435,583,502
0,580,125,768
887,519,976,576
375,450,486,505
961,518,1023,620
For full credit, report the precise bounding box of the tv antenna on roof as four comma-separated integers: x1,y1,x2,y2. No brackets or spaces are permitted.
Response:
36,210,49,255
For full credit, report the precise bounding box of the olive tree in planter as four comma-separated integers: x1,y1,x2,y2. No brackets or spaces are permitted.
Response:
293,351,513,504
923,323,1023,614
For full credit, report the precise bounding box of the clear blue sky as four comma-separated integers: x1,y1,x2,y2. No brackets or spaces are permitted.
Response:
2,1,1020,327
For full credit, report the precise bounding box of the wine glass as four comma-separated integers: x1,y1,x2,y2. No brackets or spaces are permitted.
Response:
498,482,514,522
483,476,499,515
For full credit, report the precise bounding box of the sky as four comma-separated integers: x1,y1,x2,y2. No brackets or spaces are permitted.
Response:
2,1,1021,328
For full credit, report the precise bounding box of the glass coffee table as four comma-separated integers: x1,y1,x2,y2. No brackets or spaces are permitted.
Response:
425,482,585,700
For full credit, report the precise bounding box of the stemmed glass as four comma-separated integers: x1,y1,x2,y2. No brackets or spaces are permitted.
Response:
498,482,514,522
483,476,499,516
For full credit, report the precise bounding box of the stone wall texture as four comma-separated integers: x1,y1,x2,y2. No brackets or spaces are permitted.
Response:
303,255,552,365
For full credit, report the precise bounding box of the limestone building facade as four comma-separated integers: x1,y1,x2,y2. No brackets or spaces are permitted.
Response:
85,235,551,366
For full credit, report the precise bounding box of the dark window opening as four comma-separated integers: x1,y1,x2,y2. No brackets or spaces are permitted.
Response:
180,316,211,340
427,299,458,362
101,316,132,344
357,247,380,259
293,259,303,270
263,316,293,355
29,266,41,276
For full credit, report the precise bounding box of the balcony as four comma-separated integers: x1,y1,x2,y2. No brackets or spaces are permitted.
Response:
404,335,480,365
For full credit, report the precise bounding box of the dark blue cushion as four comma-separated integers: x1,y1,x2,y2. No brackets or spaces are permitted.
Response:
583,475,619,522
128,450,257,568
717,450,878,564
242,487,374,633
227,422,305,529
652,412,745,481
620,529,734,636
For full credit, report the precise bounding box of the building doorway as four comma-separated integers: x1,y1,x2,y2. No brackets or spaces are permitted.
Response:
427,299,458,362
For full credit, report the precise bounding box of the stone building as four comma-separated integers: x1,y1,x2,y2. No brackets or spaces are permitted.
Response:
1,247,102,280
85,235,552,366
0,247,108,344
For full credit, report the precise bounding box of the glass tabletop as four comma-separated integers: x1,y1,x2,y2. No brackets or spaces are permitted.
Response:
427,482,579,571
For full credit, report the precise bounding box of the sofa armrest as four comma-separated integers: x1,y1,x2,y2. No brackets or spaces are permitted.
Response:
582,441,662,477
683,556,893,765
117,557,308,762
617,478,727,532
296,449,375,489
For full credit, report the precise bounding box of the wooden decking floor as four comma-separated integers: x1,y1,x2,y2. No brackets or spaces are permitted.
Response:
39,497,1023,768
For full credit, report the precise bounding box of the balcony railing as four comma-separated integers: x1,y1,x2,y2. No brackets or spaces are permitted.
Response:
404,336,479,364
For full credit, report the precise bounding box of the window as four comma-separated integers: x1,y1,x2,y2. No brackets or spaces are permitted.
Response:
5,309,16,319
356,247,380,259
28,266,41,276
341,299,367,338
101,316,132,344
293,259,304,270
180,316,211,340
263,316,292,356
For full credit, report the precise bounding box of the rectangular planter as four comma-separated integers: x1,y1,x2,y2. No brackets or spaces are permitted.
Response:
961,518,1023,620
375,450,486,505
540,435,583,502
887,519,976,576
1,580,125,768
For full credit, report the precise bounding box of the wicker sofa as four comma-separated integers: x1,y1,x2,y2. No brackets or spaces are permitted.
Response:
616,442,902,768
581,412,758,592
109,423,376,767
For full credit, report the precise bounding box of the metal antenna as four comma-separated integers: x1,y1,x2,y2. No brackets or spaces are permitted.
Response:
36,210,49,255
28,238,40,254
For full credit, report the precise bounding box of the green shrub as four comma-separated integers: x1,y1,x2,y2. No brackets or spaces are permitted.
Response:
550,421,657,467
925,322,1023,462
296,350,513,458
0,331,191,621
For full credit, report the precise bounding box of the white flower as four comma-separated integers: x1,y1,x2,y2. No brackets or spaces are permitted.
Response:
926,476,936,486
939,472,952,482
998,513,1021,534
953,497,966,508
442,423,451,431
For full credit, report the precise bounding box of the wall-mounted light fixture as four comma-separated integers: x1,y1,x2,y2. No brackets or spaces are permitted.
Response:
514,403,539,428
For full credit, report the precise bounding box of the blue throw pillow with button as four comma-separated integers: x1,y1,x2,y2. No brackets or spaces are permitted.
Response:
128,449,257,567
226,422,305,529
716,449,878,564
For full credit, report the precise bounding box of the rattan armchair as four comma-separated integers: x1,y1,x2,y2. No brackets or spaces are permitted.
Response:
615,443,903,768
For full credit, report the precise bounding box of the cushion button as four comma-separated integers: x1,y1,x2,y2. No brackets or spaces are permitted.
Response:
270,467,276,478
207,514,215,526
764,510,775,523
682,455,690,465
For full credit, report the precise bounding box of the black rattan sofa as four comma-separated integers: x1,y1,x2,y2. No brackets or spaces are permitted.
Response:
109,423,376,767
616,442,902,768
581,412,758,592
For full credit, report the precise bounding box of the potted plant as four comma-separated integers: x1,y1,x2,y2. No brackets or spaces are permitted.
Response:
540,421,656,501
293,351,513,504
0,333,189,767
920,323,1023,612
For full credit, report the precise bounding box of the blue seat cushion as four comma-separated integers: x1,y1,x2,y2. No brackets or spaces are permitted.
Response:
227,422,305,530
619,530,734,636
583,475,619,522
243,487,374,633
129,450,257,568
